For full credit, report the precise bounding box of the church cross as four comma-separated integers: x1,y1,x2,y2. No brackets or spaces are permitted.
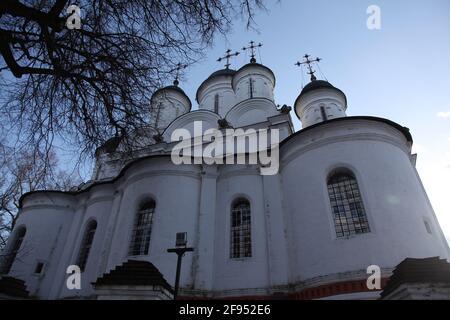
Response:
217,49,240,69
242,41,262,63
171,63,188,86
295,54,322,81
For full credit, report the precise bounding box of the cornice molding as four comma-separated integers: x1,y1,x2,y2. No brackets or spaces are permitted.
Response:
123,169,201,188
281,132,410,169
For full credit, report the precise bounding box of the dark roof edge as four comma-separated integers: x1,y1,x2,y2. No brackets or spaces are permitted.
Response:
195,69,237,102
233,62,276,88
380,256,450,298
293,86,347,119
19,116,412,208
151,86,192,112
280,116,413,148
18,154,172,209
92,259,173,293
196,63,275,103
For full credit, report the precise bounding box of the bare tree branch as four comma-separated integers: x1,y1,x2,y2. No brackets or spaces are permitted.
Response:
1,1,265,163
0,141,81,249
0,0,266,245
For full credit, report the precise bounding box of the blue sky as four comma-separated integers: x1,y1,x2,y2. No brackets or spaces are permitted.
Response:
177,0,450,241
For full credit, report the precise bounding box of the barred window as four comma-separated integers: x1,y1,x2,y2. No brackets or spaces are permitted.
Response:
230,198,252,258
129,200,155,256
327,170,370,238
77,220,97,272
0,227,26,275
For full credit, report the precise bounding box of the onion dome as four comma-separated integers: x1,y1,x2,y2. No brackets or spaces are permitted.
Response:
294,79,348,128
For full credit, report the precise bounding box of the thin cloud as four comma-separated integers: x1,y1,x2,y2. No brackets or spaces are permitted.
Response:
437,111,450,118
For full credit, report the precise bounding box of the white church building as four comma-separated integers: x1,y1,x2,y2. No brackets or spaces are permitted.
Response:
1,53,449,300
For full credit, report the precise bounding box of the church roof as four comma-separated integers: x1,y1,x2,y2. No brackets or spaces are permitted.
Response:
380,257,450,298
18,116,414,208
154,85,187,96
236,62,275,80
0,276,30,299
232,62,276,88
208,68,237,78
298,80,347,100
95,136,122,156
151,84,192,111
300,80,336,95
196,68,237,102
92,260,173,293
294,80,348,119
280,116,413,147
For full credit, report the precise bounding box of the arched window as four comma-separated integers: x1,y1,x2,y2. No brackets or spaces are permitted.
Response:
77,220,97,271
230,198,252,258
0,227,26,274
327,169,370,238
129,200,155,256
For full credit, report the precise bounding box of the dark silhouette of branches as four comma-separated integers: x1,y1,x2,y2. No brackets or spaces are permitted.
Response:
0,0,265,249
0,0,265,161
0,141,80,249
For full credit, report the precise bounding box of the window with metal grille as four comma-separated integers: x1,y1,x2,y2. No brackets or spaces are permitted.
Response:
230,199,252,258
0,227,26,275
327,170,370,238
129,200,155,256
77,220,97,271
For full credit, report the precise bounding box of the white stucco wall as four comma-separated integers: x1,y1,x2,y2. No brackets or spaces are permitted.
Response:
197,75,236,117
9,193,77,298
280,119,450,283
150,88,191,132
4,60,448,300
232,64,275,104
105,159,201,290
7,113,449,300
295,88,347,128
